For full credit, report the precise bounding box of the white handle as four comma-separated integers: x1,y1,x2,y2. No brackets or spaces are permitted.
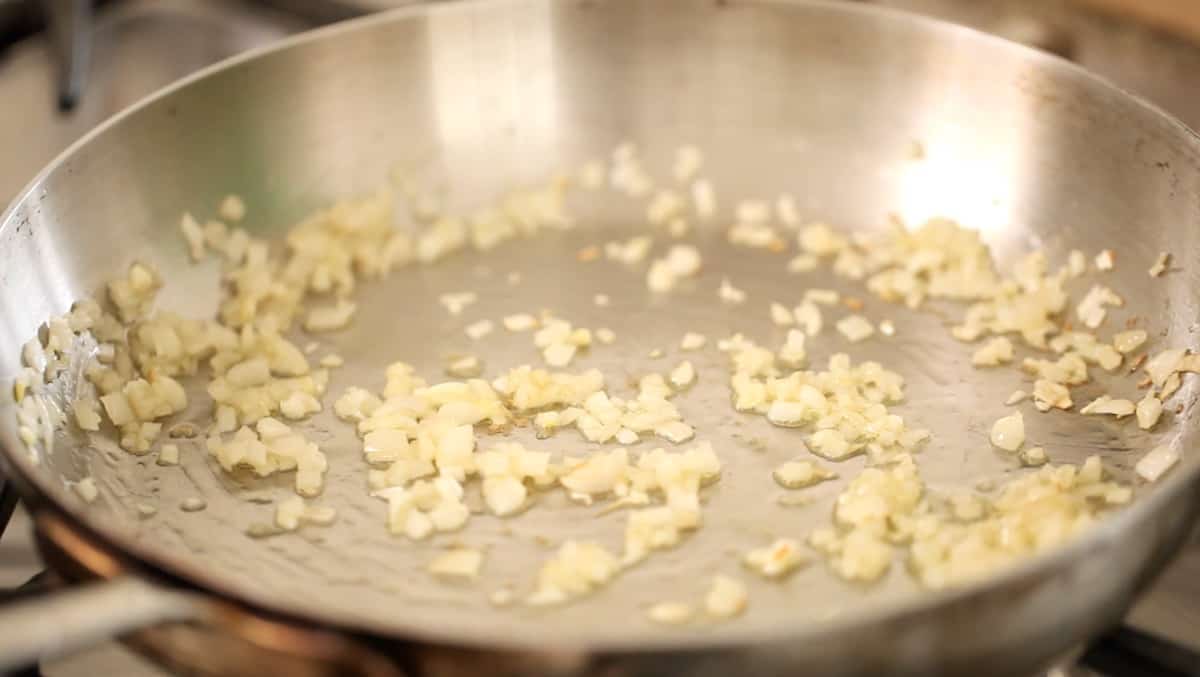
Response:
0,576,199,672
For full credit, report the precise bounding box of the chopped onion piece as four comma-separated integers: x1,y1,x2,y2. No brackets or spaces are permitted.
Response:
793,301,822,336
180,213,206,261
543,344,577,368
304,300,357,333
1136,393,1163,430
669,361,696,389
736,199,770,224
72,398,102,431
1113,330,1147,354
1067,250,1086,277
776,194,800,228
605,236,653,265
503,313,538,332
809,429,854,460
428,548,484,580
527,540,620,605
728,221,780,249
704,575,748,619
836,315,874,342
778,329,807,367
73,477,99,503
275,496,305,530
805,289,840,305
446,355,483,378
1080,395,1135,418
1135,445,1179,482
1159,372,1183,401
1148,252,1170,277
218,194,246,222
1076,285,1123,329
646,602,694,625
971,337,1013,367
673,145,703,183
787,254,819,273
1019,446,1047,467
465,319,495,340
773,459,834,489
990,411,1024,451
1145,348,1186,388
157,443,180,466
647,190,685,226
691,179,716,220
648,245,703,293
609,142,652,197
275,495,336,530
656,421,695,444
770,302,794,326
680,332,707,350
718,278,746,304
279,392,321,420
744,539,807,578
798,224,848,257
1032,379,1072,412
438,292,477,316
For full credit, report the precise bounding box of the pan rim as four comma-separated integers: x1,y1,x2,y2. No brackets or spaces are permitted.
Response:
2,0,1199,655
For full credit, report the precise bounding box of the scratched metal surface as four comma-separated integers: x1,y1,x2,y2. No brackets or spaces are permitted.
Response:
0,0,1198,671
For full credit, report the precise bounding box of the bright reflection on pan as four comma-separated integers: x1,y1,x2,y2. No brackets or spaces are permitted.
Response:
892,61,1031,248
427,3,561,180
0,198,79,374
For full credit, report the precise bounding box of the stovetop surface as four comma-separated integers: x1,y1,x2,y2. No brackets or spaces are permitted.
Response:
1,0,1199,674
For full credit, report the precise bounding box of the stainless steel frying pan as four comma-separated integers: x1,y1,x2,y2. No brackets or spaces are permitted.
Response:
2,1,1200,675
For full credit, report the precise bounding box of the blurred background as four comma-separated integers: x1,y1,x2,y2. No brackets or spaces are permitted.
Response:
1,0,1199,207
1,0,1199,674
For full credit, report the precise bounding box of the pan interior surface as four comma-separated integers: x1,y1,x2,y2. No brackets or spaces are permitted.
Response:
2,0,1200,654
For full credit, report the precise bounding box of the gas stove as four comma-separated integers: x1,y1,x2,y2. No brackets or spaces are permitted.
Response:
1,1,1199,674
